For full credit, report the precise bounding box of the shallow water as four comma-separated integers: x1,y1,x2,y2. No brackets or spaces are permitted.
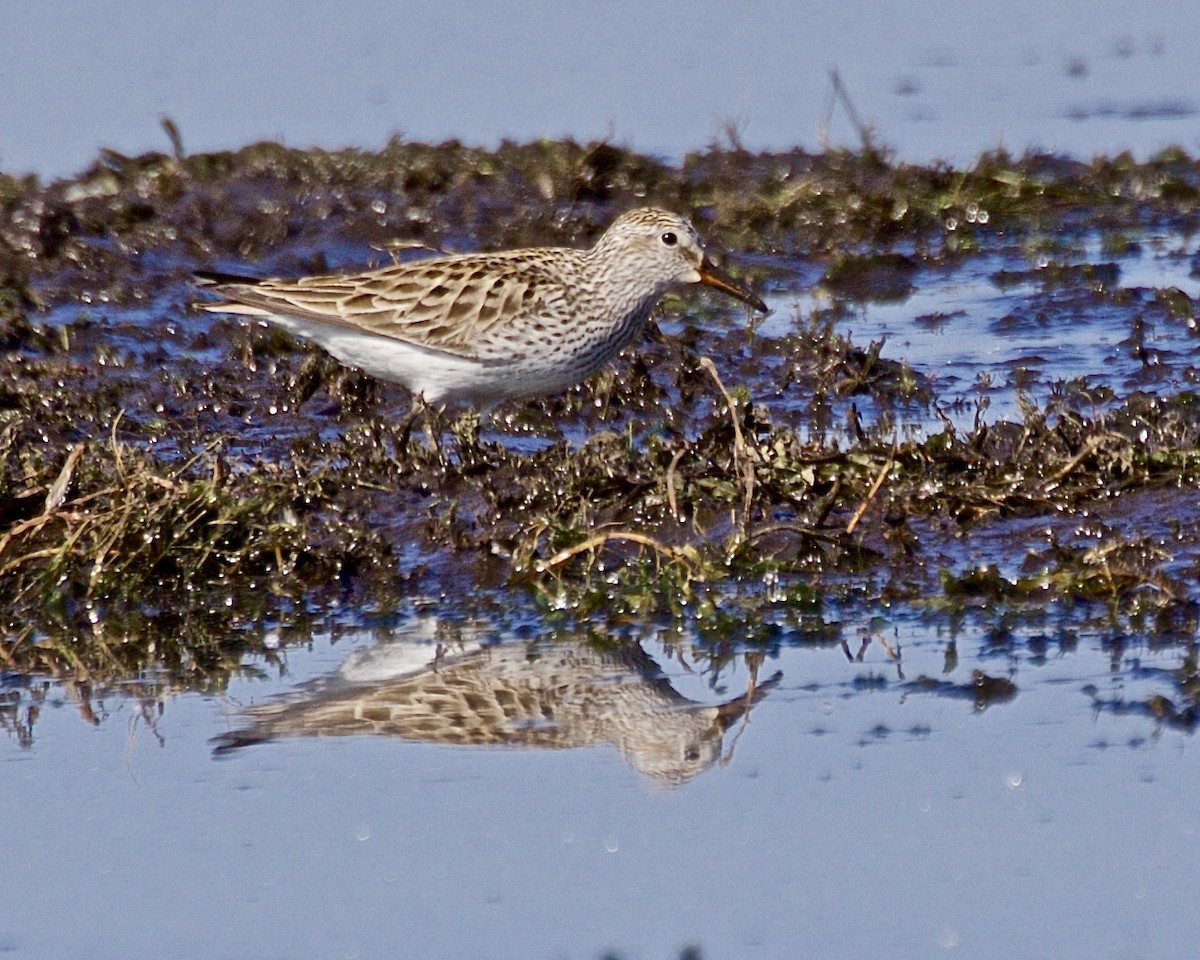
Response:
4,611,1197,960
7,187,1200,955
822,244,1196,431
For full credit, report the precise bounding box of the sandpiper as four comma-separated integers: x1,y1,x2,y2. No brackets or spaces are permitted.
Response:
195,208,766,410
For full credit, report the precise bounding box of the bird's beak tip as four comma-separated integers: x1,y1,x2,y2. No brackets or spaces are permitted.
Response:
697,259,767,313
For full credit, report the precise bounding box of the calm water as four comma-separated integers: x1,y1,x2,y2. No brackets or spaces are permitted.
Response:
4,613,1198,960
2,1,1199,179
760,234,1200,431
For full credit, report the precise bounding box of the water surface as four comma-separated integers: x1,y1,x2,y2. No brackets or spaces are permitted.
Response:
2,1,1199,178
3,610,1196,959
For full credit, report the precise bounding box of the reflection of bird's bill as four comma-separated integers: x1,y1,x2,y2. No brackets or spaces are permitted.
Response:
698,257,767,313
714,669,783,730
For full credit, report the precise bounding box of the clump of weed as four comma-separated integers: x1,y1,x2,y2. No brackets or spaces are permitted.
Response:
0,414,395,677
5,137,1200,732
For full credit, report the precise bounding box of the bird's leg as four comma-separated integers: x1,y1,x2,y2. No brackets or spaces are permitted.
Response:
396,395,421,452
397,394,442,457
422,405,448,461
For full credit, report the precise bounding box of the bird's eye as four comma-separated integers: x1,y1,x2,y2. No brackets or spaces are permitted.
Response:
661,231,678,246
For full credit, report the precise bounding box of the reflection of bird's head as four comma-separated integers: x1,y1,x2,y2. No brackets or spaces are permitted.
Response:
617,706,728,786
619,668,784,786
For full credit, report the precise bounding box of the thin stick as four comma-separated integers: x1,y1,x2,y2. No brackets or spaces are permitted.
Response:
824,69,878,154
699,358,755,530
845,441,896,535
1044,434,1118,487
665,448,686,521
534,530,691,573
43,442,85,513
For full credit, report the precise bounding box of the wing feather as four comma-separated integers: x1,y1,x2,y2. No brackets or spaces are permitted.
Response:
199,251,578,360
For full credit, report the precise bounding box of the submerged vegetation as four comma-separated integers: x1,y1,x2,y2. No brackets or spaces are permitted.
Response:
3,135,1200,738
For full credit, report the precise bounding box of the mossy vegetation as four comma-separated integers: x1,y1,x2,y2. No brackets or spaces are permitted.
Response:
3,135,1200,736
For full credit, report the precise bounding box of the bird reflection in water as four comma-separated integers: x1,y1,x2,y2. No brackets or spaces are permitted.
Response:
213,626,780,786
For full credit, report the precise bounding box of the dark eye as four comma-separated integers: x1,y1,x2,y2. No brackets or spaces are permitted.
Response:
661,231,678,246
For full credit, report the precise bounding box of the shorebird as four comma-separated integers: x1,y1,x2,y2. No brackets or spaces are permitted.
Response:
195,207,766,411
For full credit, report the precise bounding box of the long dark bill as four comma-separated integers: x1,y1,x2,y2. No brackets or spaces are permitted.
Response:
697,257,767,313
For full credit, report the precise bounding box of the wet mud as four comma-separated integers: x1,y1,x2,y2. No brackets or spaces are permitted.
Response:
3,137,1200,739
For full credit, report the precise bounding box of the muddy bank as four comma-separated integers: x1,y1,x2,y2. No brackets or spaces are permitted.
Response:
1,137,1199,732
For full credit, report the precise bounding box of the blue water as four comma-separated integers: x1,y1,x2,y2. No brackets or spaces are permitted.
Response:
755,234,1200,432
3,614,1197,960
2,1,1198,179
